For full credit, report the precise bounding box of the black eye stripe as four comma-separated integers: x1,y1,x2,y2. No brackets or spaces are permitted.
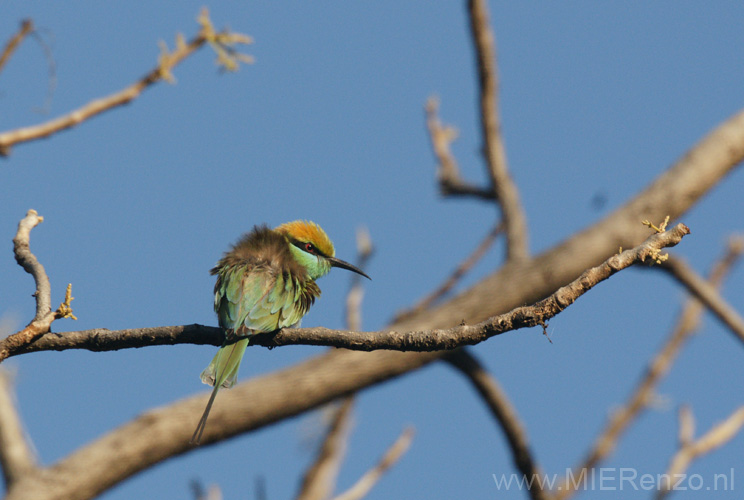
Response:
292,239,325,257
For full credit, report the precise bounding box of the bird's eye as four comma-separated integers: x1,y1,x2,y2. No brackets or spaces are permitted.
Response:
304,242,315,254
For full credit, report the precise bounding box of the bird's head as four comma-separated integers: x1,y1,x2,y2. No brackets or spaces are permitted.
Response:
275,220,371,281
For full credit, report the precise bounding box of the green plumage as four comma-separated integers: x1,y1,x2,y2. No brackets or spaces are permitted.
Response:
191,222,368,445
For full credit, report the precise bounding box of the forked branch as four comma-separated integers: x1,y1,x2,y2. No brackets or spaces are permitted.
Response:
656,406,744,499
0,210,76,363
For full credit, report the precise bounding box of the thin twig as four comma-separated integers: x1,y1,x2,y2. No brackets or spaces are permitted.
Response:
332,427,414,500
394,223,502,323
0,20,33,76
555,238,744,500
446,350,548,500
0,369,38,488
296,398,355,500
656,406,744,499
467,0,529,260
29,28,58,115
0,9,252,156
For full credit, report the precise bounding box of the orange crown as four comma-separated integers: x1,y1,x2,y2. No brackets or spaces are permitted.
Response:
275,220,336,257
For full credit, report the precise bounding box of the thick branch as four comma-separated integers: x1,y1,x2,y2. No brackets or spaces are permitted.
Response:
5,348,441,500
467,0,529,260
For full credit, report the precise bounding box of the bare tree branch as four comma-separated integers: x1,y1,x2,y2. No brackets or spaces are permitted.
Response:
445,350,548,500
296,398,354,500
467,0,529,260
332,427,414,500
0,20,33,76
5,347,440,500
555,238,744,500
656,406,744,499
0,369,38,489
0,9,252,157
659,256,744,346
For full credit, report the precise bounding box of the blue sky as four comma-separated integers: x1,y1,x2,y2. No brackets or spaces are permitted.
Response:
1,2,743,499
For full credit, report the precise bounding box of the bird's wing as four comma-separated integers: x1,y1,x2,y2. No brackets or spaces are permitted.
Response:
215,265,310,334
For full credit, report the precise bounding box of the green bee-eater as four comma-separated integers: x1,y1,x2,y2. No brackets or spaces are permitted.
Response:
191,220,370,444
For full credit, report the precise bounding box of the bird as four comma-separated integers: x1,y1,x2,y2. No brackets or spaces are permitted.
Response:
191,220,370,444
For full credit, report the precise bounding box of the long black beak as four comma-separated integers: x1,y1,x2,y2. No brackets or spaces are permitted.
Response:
328,256,371,280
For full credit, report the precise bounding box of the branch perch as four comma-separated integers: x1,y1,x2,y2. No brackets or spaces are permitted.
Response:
8,222,690,358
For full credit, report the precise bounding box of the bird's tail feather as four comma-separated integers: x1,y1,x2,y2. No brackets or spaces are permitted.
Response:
191,337,250,445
